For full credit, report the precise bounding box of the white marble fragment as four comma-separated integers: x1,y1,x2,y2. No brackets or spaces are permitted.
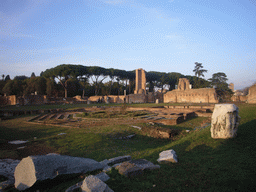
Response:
211,104,240,139
157,149,178,163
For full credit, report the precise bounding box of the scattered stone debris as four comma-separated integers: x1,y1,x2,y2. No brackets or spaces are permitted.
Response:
186,130,190,133
157,149,178,163
115,159,160,177
8,140,28,145
65,172,110,192
131,126,141,130
17,146,26,149
2,154,162,191
148,122,155,125
81,175,114,192
57,133,67,136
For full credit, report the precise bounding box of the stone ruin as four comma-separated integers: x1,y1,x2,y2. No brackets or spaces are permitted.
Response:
247,84,256,104
134,68,146,94
211,104,240,139
0,151,178,191
87,68,163,104
164,78,219,103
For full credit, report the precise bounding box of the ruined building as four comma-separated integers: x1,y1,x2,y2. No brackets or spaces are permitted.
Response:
134,68,146,94
164,78,219,103
247,84,256,104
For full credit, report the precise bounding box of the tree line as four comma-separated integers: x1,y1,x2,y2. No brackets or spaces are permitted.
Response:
0,63,232,101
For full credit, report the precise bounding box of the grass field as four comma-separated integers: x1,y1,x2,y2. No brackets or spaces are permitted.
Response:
0,103,256,191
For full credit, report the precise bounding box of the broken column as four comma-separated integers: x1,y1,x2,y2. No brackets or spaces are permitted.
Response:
211,104,240,139
14,154,103,191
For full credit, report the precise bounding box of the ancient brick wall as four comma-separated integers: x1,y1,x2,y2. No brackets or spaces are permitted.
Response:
164,88,218,103
247,84,256,104
128,94,146,103
134,68,146,94
177,78,191,90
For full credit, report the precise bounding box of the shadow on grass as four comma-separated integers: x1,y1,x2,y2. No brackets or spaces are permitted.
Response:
106,119,256,192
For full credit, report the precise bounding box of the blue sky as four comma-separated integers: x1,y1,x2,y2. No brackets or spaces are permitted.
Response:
1,0,255,90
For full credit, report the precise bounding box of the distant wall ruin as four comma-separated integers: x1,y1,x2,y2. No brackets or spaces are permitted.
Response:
247,84,256,104
164,78,219,103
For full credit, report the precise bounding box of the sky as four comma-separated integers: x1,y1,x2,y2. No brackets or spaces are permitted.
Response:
1,0,256,90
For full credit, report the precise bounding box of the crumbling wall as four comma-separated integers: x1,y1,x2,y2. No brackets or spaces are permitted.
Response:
231,95,247,102
134,68,146,94
164,88,218,103
128,94,146,103
177,78,191,91
247,84,256,104
103,95,126,103
88,96,103,103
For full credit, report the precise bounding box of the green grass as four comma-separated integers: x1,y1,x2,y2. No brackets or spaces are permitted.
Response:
1,103,256,191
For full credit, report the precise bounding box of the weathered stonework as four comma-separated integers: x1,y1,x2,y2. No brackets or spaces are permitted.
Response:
247,84,256,104
164,78,218,103
211,104,240,139
134,68,146,94
177,78,191,91
164,88,218,103
127,94,146,103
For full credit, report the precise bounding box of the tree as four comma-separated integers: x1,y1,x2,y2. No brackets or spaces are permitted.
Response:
43,64,85,98
193,62,207,88
209,72,233,101
2,74,5,81
88,66,107,95
5,75,10,81
14,75,29,81
2,80,24,96
31,72,36,78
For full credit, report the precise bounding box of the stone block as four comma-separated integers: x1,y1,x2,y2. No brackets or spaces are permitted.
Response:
108,155,131,165
211,104,240,139
81,175,113,192
14,154,103,191
157,149,178,163
115,159,160,177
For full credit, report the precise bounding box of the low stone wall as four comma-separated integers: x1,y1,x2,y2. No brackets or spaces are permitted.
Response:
164,88,219,103
127,94,146,103
103,95,126,103
231,95,247,102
